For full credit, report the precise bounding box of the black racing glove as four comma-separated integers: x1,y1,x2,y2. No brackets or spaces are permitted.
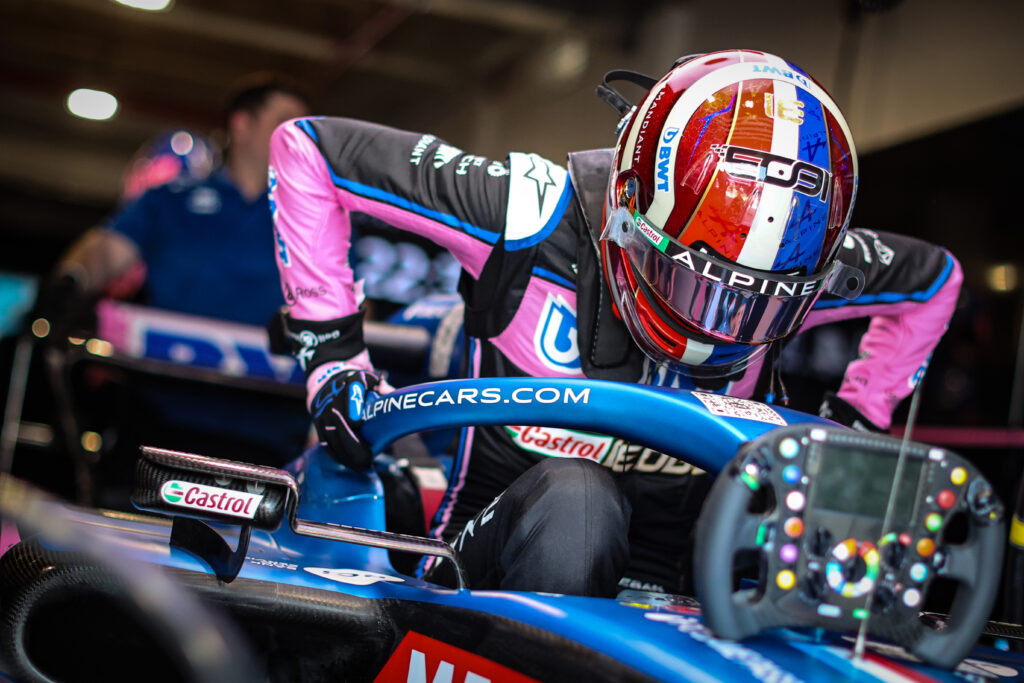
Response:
818,391,885,432
310,368,382,471
270,307,380,468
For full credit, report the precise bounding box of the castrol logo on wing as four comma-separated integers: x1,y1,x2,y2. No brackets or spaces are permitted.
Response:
504,426,614,462
160,480,263,519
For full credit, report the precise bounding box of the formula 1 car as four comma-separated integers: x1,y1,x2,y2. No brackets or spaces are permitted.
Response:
2,373,1023,682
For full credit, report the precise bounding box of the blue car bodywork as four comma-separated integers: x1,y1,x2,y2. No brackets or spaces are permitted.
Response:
3,377,1024,682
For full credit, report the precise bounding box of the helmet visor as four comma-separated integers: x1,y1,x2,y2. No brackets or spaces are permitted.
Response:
602,208,863,345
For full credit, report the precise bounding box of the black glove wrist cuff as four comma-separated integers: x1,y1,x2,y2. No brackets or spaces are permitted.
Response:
273,307,367,375
819,391,884,433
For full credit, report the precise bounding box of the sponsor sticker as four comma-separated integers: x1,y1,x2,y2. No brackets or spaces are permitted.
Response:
409,134,436,165
647,613,802,683
432,143,462,169
750,63,811,88
160,480,263,519
533,293,581,373
711,143,831,203
362,385,591,420
505,427,705,475
691,393,786,425
246,557,298,571
304,568,404,586
348,381,366,421
505,425,613,462
634,213,667,251
373,631,539,683
291,328,341,370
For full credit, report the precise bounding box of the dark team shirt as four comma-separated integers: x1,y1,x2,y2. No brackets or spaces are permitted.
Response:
110,170,284,327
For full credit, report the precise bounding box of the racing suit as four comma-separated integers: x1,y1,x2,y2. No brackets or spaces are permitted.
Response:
269,117,962,595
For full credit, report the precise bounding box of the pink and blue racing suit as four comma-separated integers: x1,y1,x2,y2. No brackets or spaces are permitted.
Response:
269,117,962,593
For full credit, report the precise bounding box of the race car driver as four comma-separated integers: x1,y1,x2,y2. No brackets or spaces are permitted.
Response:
269,50,962,597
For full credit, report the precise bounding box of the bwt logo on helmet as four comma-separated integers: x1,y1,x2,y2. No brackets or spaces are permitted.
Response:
656,127,681,192
160,480,263,519
750,63,811,89
712,144,831,202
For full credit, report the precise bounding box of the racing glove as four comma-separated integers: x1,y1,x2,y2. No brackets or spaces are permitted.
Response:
310,368,382,471
270,306,385,469
819,391,885,432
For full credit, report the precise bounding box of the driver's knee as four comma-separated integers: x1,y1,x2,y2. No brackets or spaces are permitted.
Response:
501,458,630,596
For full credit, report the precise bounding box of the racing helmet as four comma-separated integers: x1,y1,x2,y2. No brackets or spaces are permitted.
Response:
601,49,862,378
121,129,218,201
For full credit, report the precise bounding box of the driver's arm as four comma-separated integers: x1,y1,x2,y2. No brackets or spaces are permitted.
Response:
804,228,963,430
57,226,143,298
268,116,509,396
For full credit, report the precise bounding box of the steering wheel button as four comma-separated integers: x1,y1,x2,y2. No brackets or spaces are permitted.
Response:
826,562,843,590
937,490,956,509
925,513,943,532
786,491,805,512
899,533,912,546
784,517,804,538
910,562,928,582
950,467,967,486
903,588,922,607
817,603,841,618
881,538,906,570
779,438,800,459
916,538,935,557
780,544,799,564
832,538,855,562
782,465,801,484
776,570,796,590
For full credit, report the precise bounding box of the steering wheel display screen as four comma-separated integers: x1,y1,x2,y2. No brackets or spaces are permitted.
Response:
813,446,922,520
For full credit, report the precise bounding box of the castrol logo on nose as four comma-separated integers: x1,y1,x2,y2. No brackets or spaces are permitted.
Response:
160,480,263,519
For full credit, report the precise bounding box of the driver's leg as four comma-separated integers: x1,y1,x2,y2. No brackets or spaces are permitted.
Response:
425,458,630,596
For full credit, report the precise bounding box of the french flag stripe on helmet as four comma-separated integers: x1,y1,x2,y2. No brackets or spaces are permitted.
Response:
680,335,713,365
645,54,767,230
640,55,858,257
770,75,831,272
736,54,803,269
644,68,741,228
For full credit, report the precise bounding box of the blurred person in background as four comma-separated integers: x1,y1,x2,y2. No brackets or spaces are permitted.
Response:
39,72,310,328
25,74,312,495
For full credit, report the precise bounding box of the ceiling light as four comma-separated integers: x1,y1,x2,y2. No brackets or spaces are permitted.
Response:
111,0,174,10
986,264,1018,292
548,38,588,82
66,89,119,121
169,131,195,155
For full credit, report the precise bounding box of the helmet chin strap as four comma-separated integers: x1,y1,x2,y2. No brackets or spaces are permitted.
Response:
764,341,790,406
596,53,707,119
596,69,657,117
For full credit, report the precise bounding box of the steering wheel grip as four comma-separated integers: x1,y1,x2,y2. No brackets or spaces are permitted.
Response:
911,519,1005,669
694,449,1007,670
694,466,767,640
